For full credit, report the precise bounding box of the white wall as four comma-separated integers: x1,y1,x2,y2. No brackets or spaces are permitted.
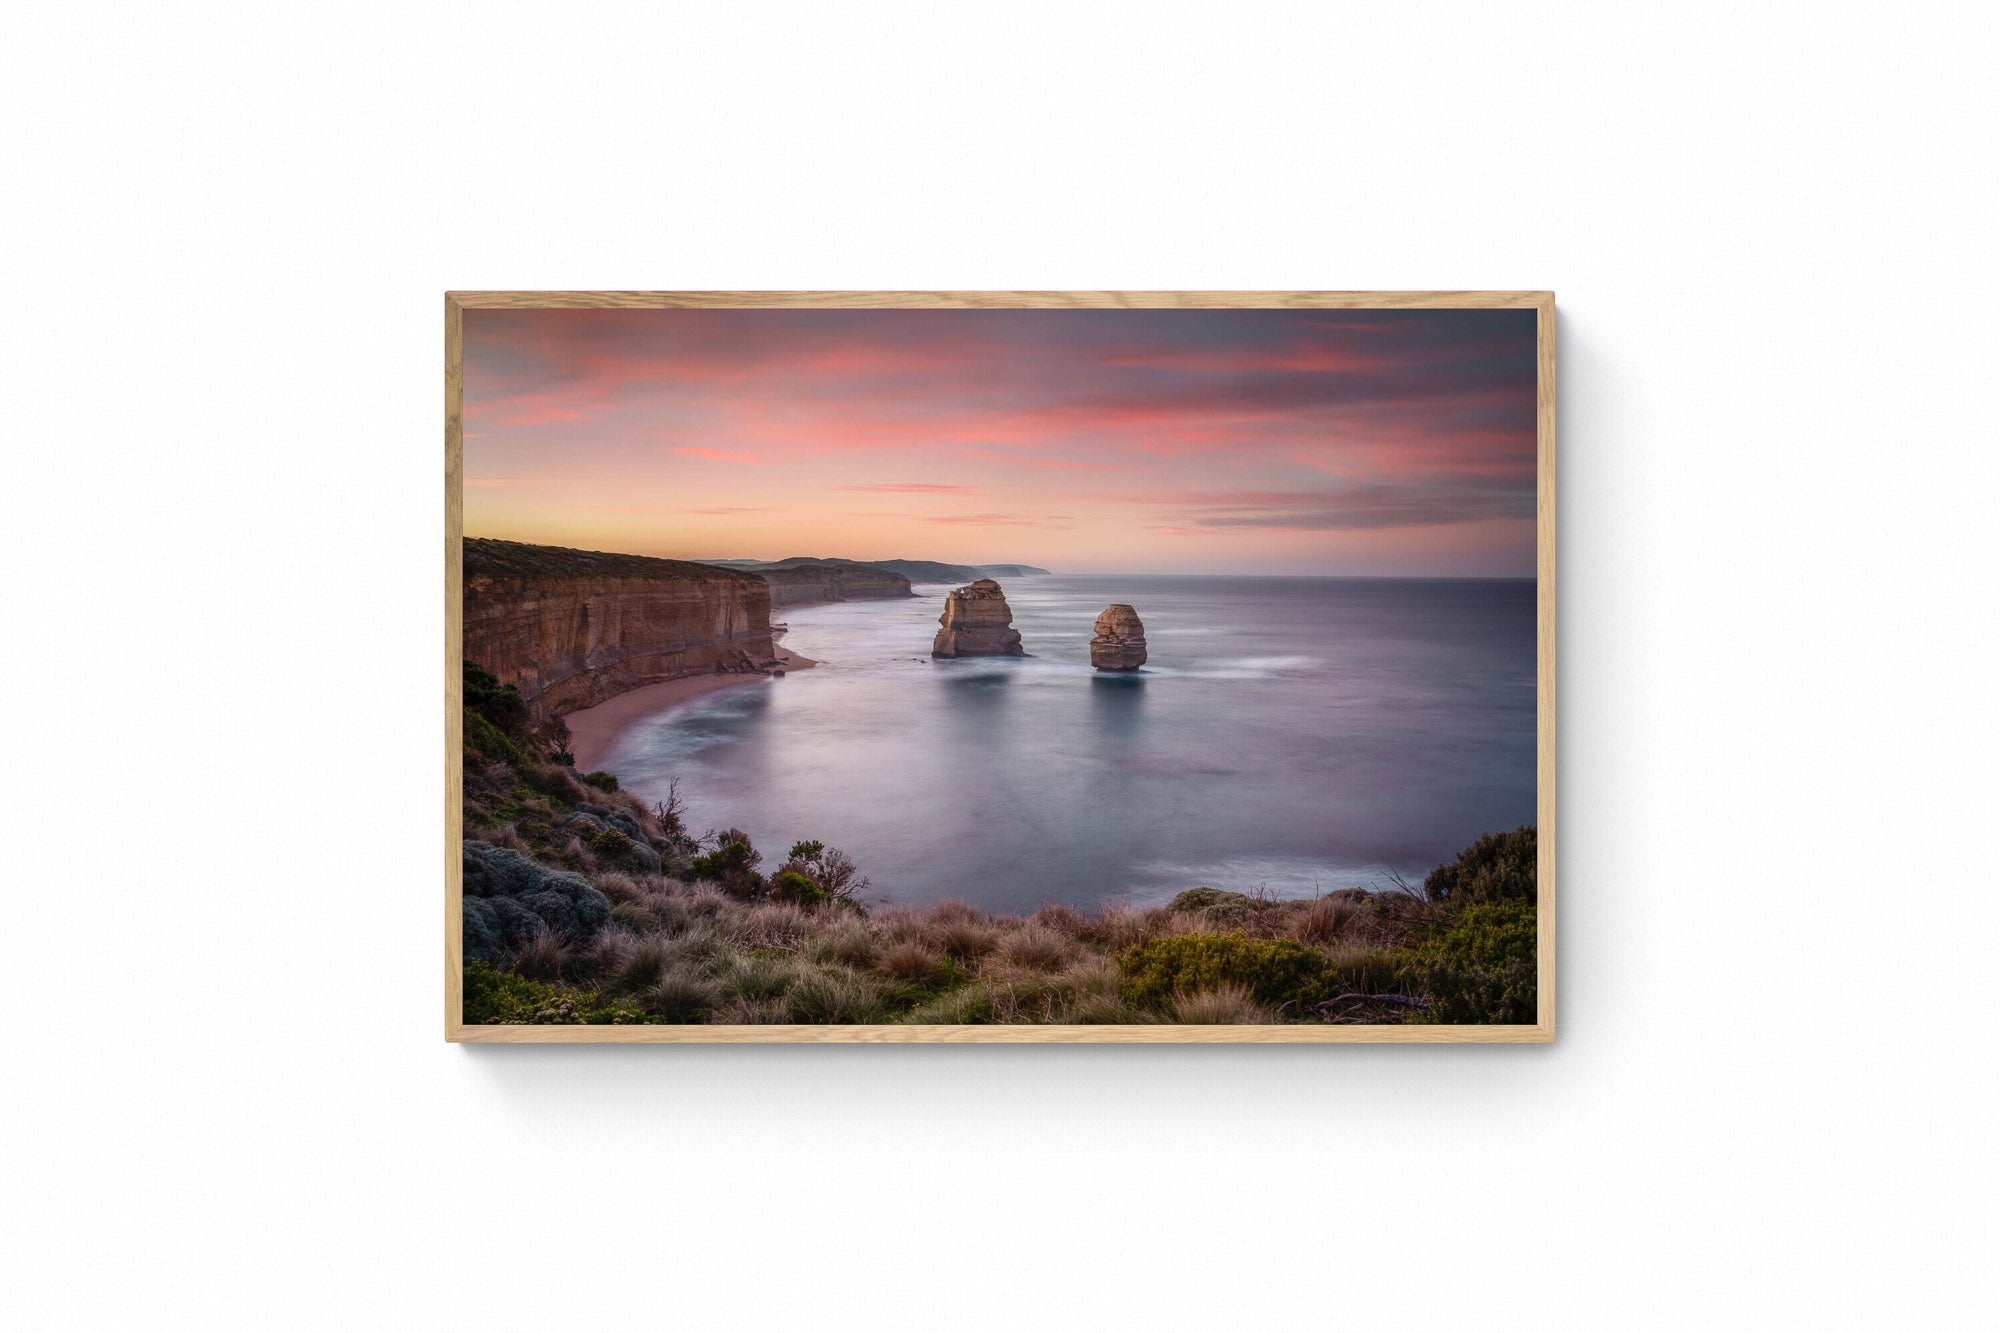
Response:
5,4,1996,1329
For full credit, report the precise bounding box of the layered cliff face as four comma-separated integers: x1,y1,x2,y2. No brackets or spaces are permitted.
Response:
1090,604,1148,671
463,538,778,718
753,558,915,609
932,579,1024,657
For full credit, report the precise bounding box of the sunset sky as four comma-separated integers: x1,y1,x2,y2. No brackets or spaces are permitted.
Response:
461,307,1538,576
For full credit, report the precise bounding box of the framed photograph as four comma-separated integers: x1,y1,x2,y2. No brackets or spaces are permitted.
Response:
446,291,1553,1042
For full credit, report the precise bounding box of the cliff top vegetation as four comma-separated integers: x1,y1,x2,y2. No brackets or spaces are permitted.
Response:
464,537,764,584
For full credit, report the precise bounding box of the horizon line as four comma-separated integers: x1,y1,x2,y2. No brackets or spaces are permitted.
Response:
464,532,1528,580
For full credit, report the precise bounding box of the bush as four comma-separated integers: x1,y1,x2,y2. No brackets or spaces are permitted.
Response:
462,841,612,949
774,840,870,907
1424,826,1537,904
768,868,830,907
462,706,523,763
1118,932,1333,1010
1404,899,1538,1023
579,770,619,792
689,830,764,898
461,961,646,1025
463,662,530,738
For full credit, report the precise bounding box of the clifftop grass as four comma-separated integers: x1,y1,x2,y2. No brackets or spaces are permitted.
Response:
460,659,1539,1025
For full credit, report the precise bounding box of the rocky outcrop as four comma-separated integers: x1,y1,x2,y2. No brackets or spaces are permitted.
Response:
932,579,1024,657
753,558,915,609
1090,604,1147,671
464,538,778,718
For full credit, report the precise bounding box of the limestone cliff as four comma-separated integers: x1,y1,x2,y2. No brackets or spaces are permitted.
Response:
463,538,778,718
1090,604,1147,671
931,579,1025,657
755,558,915,609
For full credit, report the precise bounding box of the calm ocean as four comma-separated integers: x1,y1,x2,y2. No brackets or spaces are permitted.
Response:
596,575,1537,913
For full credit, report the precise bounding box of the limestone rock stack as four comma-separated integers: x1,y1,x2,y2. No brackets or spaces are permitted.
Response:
1089,604,1147,671
931,579,1025,657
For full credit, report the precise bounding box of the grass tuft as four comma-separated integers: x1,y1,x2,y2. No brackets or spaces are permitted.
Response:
1173,984,1276,1024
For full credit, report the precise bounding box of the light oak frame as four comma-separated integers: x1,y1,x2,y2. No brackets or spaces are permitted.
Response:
446,290,1555,1043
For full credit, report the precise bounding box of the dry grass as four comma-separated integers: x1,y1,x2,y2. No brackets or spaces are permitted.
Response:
1289,894,1359,946
935,918,998,962
873,905,939,946
878,939,947,983
591,930,675,996
466,830,1481,1026
1056,992,1156,1024
650,964,722,1023
508,925,571,982
782,967,888,1023
593,871,646,904
681,882,733,918
808,918,881,969
999,923,1075,970
474,821,530,854
901,984,994,1024
734,901,816,949
1030,903,1089,938
719,952,802,1002
929,899,982,926
1173,984,1275,1024
1094,905,1170,952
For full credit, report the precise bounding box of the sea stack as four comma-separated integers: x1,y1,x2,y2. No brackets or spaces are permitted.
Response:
931,579,1024,657
1090,604,1147,671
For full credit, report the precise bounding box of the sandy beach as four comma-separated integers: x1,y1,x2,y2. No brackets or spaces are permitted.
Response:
564,645,815,773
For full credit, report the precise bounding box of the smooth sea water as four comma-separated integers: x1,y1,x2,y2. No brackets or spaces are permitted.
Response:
598,576,1536,913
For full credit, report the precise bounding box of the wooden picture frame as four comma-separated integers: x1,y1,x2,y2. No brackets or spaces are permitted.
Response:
446,291,1554,1043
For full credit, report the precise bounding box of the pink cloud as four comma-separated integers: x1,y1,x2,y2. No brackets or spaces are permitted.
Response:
673,447,762,464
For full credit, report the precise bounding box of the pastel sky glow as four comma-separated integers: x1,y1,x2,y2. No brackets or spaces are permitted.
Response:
462,308,1538,576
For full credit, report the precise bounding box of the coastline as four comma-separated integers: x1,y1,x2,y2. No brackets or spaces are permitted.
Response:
564,643,816,772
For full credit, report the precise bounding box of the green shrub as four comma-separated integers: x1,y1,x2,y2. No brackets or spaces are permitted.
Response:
1424,826,1537,904
1118,932,1332,1010
1404,899,1538,1023
462,960,647,1025
769,868,830,906
585,824,658,873
579,770,619,792
462,706,523,763
463,662,530,737
1164,887,1282,926
774,840,869,907
689,830,764,898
